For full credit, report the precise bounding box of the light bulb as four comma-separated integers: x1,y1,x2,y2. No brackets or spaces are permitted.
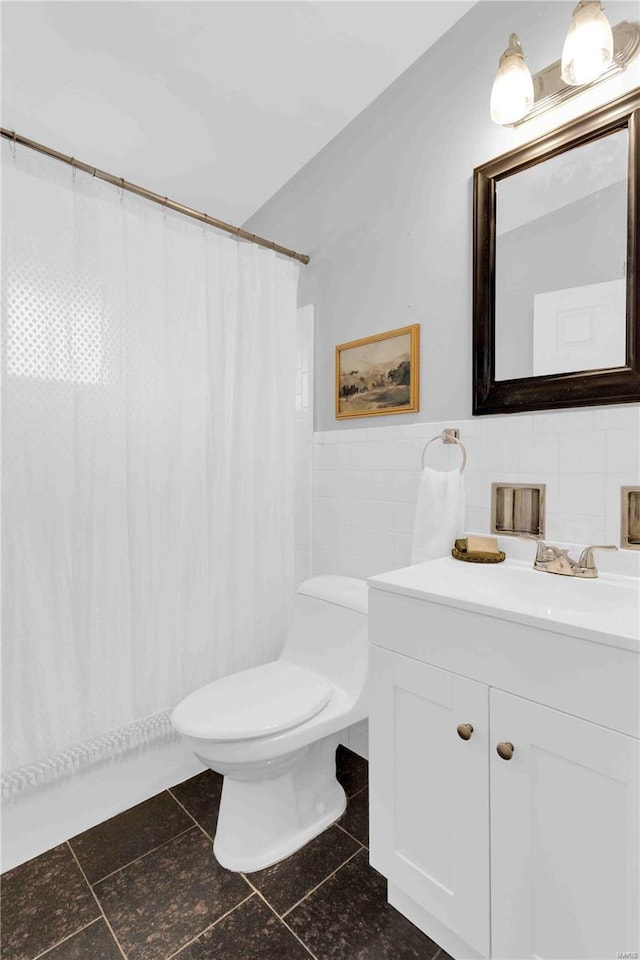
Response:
490,34,534,125
561,1,614,86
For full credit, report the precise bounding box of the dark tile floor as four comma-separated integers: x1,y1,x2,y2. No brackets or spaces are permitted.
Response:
1,746,450,960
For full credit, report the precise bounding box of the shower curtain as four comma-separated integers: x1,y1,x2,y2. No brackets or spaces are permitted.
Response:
1,141,299,796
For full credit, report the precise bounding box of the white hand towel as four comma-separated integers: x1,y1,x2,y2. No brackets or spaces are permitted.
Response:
411,466,465,564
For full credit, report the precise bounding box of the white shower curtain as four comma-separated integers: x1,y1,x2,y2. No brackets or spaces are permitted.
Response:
1,141,299,793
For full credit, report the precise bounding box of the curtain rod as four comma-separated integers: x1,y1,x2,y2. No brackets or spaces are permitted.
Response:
1,128,310,266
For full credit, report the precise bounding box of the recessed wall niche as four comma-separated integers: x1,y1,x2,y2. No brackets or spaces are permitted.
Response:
621,487,640,550
491,483,545,538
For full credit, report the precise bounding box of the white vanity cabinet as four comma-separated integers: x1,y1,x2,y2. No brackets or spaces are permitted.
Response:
368,560,640,960
489,690,638,960
369,648,491,957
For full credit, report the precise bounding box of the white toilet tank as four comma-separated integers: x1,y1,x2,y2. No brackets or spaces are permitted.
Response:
279,576,368,696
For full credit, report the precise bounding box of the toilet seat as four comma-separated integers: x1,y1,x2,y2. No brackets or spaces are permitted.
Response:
171,660,333,742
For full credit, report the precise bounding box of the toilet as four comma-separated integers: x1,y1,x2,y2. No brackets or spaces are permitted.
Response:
171,575,368,872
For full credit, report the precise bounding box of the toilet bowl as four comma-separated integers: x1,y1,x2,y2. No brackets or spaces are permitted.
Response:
171,575,368,872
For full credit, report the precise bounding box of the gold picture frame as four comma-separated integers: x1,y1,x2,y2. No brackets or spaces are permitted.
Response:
335,324,420,420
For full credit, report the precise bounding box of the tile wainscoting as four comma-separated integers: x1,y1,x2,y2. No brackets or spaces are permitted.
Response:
312,405,640,582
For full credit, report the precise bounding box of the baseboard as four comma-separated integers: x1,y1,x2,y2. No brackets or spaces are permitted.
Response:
1,733,203,873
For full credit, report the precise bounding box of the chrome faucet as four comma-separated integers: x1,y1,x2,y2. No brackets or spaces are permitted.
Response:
522,538,618,578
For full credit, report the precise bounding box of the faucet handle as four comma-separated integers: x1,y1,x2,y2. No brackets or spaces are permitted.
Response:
519,536,561,562
577,544,618,570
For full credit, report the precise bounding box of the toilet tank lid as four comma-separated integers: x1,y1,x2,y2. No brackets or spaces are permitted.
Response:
297,575,368,615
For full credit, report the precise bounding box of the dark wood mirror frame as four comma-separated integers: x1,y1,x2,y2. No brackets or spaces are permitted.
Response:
473,88,640,416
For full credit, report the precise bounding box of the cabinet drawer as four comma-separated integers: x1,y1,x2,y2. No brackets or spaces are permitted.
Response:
369,588,640,738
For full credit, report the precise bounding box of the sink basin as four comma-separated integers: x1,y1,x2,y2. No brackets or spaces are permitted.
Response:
369,557,640,649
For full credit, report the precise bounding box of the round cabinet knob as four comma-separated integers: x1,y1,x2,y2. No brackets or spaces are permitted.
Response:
456,723,474,741
496,741,515,761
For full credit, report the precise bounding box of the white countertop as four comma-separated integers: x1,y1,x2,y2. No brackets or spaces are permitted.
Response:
368,557,640,652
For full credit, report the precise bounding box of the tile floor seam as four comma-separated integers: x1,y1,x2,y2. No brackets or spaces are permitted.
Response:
28,916,102,960
280,844,364,919
86,825,197,886
346,783,368,801
241,873,320,960
164,891,256,960
166,786,214,841
66,843,128,960
334,821,368,849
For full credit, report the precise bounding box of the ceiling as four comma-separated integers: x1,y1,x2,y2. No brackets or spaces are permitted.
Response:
1,1,474,224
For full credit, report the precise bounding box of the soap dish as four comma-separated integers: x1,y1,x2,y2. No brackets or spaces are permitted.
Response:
452,538,506,564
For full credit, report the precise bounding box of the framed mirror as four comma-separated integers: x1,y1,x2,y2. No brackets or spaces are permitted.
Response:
473,89,639,415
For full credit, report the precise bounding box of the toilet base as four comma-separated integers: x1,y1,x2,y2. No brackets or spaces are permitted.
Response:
211,733,346,872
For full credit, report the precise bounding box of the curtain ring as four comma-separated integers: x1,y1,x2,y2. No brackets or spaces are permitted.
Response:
162,197,168,220
70,157,76,181
11,130,17,159
119,176,125,202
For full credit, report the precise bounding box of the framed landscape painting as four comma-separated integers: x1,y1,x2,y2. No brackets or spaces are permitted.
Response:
335,324,420,419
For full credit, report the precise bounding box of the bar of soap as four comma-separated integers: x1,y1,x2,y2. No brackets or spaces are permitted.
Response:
466,534,501,555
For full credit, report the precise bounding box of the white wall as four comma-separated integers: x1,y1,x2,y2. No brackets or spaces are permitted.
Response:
313,405,640,582
244,0,640,433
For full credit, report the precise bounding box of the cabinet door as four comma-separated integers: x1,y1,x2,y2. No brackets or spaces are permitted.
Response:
490,689,640,959
369,646,490,957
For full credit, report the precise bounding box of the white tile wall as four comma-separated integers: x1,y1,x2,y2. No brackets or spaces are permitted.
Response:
295,305,314,586
312,406,640,581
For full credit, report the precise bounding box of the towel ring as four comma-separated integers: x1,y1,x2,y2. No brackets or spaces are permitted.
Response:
421,429,467,472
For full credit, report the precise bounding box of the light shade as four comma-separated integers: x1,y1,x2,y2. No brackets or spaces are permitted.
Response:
561,1,614,86
490,34,534,125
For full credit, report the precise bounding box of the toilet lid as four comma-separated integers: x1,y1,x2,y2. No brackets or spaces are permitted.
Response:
172,661,334,741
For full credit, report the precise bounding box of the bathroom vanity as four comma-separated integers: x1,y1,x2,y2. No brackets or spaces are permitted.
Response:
368,558,640,960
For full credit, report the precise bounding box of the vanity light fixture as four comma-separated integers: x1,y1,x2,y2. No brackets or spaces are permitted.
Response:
490,34,534,125
561,1,614,86
490,10,640,126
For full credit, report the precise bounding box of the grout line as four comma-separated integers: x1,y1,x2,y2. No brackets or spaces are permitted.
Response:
334,822,368,849
85,825,197,886
241,874,320,960
281,845,363,919
30,917,102,960
167,786,215,842
333,780,369,847
344,783,368,801
66,843,128,960
165,891,256,959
